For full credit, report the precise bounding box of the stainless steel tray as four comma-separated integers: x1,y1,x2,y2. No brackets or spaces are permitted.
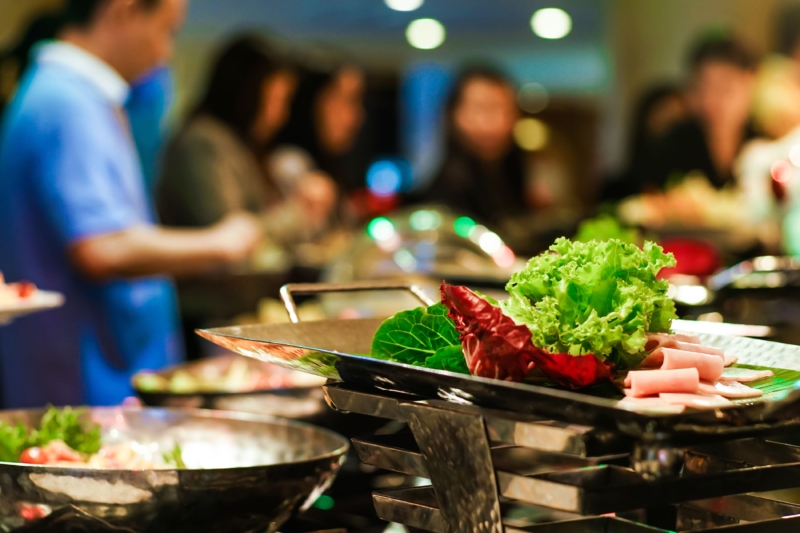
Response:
198,282,800,444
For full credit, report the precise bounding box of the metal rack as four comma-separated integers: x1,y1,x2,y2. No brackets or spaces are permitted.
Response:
323,383,800,532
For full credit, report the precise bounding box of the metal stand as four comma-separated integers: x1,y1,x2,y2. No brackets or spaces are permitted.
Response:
324,383,800,532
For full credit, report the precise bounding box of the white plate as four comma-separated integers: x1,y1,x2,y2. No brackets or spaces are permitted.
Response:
0,291,64,325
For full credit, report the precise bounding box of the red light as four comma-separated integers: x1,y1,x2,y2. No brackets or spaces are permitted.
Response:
771,160,793,184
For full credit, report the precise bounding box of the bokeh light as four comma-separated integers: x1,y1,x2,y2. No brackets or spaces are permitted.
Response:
453,216,477,238
393,249,419,272
771,160,793,184
406,18,446,50
513,118,550,151
366,160,403,196
478,231,503,255
790,145,800,167
531,8,572,40
367,217,396,241
409,210,442,231
385,0,424,11
517,82,549,114
493,246,517,269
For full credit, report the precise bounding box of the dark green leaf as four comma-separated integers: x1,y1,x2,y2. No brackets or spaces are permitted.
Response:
370,302,460,365
423,345,470,374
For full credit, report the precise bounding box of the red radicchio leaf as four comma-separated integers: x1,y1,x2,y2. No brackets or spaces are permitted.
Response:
440,283,615,390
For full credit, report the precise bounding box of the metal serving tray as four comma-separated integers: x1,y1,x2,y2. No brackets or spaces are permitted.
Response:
198,282,800,445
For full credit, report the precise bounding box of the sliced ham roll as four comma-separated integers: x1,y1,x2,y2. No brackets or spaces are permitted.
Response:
661,348,724,382
628,368,700,398
673,342,724,358
671,332,702,344
698,380,762,399
617,397,686,414
717,368,773,383
659,393,732,409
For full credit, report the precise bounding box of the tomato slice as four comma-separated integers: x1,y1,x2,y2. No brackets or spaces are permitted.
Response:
19,447,47,465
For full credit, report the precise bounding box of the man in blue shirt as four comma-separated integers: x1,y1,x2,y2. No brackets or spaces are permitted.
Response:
0,0,261,407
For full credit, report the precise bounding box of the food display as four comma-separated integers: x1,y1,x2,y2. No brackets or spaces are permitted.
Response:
0,406,183,469
368,237,791,413
0,273,36,306
134,355,326,395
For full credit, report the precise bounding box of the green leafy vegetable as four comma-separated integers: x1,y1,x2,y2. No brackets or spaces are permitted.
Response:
730,364,800,403
503,238,677,369
422,345,470,374
0,422,30,463
163,443,186,468
34,406,101,455
0,406,101,462
575,215,640,245
370,302,460,365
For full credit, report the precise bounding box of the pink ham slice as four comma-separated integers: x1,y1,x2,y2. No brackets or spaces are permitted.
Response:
617,397,686,414
661,348,724,382
659,393,732,409
628,368,700,398
698,380,762,399
717,368,774,383
671,332,702,344
673,342,724,358
724,353,738,367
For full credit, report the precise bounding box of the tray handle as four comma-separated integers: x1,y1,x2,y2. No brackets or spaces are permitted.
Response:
280,281,436,323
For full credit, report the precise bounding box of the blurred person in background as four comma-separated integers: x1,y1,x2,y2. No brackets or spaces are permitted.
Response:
159,35,336,245
0,13,63,117
0,0,263,408
738,57,800,253
637,36,758,191
276,62,366,216
602,84,688,201
128,65,175,194
419,66,544,227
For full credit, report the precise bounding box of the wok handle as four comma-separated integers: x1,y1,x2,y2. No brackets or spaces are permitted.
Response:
280,281,435,323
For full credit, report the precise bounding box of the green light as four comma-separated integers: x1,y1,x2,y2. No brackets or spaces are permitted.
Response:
453,216,476,238
367,217,395,241
312,495,335,510
409,210,442,231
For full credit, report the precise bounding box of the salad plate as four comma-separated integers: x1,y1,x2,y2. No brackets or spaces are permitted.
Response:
198,318,800,444
0,290,64,325
200,238,800,444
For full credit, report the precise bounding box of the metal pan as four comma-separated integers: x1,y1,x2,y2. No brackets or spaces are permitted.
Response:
198,282,800,445
0,407,348,533
134,354,329,420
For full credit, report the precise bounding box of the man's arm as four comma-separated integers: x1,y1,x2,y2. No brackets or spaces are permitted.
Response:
69,212,261,280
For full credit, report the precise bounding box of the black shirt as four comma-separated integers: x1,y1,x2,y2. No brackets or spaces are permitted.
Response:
628,118,757,193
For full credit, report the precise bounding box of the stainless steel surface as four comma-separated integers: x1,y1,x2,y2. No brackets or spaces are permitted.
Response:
0,407,348,533
402,402,503,533
279,281,435,323
373,487,446,533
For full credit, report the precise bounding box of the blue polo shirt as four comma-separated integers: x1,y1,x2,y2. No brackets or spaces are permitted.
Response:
0,42,183,407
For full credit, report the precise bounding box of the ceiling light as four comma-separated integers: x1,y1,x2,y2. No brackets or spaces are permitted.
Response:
385,0,424,12
406,18,446,50
531,8,572,40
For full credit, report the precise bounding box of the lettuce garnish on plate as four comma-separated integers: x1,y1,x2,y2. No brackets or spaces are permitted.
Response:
368,238,678,387
503,238,676,370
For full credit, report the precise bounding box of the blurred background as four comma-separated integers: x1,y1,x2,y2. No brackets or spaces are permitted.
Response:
4,0,800,357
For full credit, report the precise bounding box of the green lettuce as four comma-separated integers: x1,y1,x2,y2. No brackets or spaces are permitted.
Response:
370,302,468,374
502,238,676,369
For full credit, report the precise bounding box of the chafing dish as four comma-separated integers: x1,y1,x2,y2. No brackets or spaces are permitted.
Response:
0,407,348,533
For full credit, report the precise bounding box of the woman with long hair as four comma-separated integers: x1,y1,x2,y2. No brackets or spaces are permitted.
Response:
158,35,336,243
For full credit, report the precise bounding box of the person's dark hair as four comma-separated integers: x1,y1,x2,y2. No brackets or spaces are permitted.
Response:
194,35,290,145
688,35,758,72
629,83,684,157
446,64,516,117
775,4,800,57
61,0,161,28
